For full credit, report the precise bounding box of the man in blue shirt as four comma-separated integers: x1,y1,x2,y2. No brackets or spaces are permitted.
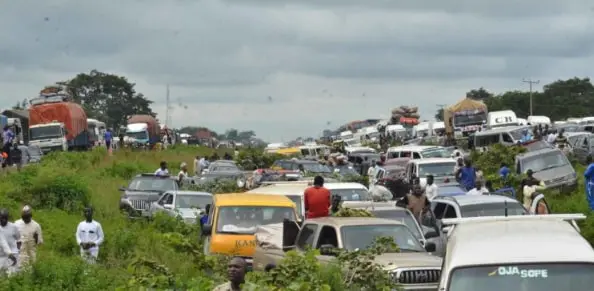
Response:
455,159,477,191
520,129,533,143
104,129,113,150
583,156,594,211
2,126,14,168
499,163,510,178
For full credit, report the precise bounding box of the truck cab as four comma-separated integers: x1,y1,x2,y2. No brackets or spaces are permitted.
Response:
125,123,150,146
28,122,68,153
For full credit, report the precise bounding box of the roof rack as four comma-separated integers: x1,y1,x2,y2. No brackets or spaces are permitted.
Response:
260,181,312,186
442,214,586,226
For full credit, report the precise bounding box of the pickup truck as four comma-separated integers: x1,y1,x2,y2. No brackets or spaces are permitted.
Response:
253,217,442,290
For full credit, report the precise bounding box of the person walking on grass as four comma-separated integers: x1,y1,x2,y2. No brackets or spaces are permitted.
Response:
76,207,104,264
0,209,20,275
584,155,594,211
14,205,42,269
212,257,256,291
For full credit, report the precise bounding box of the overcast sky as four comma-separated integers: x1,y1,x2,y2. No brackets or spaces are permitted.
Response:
2,0,594,141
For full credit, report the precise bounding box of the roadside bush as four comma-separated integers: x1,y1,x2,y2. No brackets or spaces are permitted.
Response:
235,148,287,170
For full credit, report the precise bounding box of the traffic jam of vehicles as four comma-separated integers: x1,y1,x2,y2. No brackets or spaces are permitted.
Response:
10,89,593,290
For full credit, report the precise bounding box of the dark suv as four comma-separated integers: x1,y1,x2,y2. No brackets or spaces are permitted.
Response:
119,173,179,218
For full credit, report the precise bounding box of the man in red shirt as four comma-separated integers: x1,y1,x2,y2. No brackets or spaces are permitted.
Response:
304,176,331,219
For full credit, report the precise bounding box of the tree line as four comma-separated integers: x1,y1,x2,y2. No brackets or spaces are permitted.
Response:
12,70,260,139
434,77,594,121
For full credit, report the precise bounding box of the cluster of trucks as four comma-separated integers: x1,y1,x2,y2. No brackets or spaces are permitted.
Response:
2,86,167,153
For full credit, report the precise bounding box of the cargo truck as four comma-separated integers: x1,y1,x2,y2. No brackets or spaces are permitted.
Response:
444,98,488,137
125,115,160,148
28,88,89,153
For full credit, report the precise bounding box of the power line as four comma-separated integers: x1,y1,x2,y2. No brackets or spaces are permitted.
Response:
522,78,540,116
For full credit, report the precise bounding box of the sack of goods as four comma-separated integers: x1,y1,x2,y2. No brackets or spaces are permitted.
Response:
390,105,419,122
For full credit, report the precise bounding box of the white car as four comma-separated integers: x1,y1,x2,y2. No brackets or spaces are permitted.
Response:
246,181,371,218
149,190,213,223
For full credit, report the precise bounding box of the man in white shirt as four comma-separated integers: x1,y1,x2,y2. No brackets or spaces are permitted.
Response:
0,229,15,275
367,161,378,177
0,209,20,275
194,155,201,176
547,131,556,144
466,181,489,196
76,207,104,264
425,175,439,200
14,205,42,269
199,157,209,174
154,161,169,176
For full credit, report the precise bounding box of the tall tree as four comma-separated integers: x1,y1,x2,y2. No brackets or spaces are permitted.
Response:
434,108,444,121
466,87,493,100
58,70,156,129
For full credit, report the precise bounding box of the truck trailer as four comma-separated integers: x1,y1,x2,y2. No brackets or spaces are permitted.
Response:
28,89,89,153
125,115,160,147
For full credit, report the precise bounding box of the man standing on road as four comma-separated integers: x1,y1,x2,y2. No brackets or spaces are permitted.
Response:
0,209,20,275
304,176,331,219
2,126,14,168
424,175,439,200
14,206,42,269
455,159,476,191
76,207,104,264
584,156,594,211
397,184,430,222
104,129,113,152
212,257,256,291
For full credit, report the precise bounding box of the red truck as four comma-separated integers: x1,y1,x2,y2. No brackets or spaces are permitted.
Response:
28,88,89,152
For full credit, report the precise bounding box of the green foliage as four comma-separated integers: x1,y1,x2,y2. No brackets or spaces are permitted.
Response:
184,179,244,194
471,143,526,174
333,208,374,217
235,148,288,170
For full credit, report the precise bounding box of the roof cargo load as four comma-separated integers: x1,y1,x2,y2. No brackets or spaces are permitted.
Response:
28,89,87,142
391,105,420,125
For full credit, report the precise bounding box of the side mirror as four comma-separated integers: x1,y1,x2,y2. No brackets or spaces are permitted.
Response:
424,230,440,239
163,204,173,210
424,242,436,252
118,186,126,191
319,244,337,256
201,224,212,236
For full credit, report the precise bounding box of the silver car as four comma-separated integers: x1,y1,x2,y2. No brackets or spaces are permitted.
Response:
515,148,577,193
148,190,212,223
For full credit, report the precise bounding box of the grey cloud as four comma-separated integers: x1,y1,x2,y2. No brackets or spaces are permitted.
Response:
223,0,594,18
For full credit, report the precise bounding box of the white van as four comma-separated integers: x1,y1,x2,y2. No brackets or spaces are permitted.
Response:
386,145,450,159
413,122,431,137
438,214,592,291
527,115,551,125
487,110,518,129
473,126,528,149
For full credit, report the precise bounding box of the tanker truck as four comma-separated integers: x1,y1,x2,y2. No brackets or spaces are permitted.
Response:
28,87,89,153
125,115,160,149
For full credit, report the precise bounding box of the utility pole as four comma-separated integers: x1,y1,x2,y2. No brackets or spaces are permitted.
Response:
165,84,170,128
522,78,540,116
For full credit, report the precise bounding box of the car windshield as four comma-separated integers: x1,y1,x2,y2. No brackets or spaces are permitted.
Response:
127,177,177,192
509,128,527,140
333,165,360,176
285,195,303,216
421,148,450,158
521,152,569,173
301,163,331,173
418,162,456,177
340,224,424,252
448,263,594,291
212,165,239,172
174,194,212,209
460,202,527,217
216,206,296,234
126,131,148,140
30,126,62,140
369,209,423,240
330,188,370,201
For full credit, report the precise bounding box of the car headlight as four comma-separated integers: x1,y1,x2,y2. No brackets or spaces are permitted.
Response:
237,177,245,188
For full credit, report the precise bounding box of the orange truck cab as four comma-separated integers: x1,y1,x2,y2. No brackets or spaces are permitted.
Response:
201,193,298,268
